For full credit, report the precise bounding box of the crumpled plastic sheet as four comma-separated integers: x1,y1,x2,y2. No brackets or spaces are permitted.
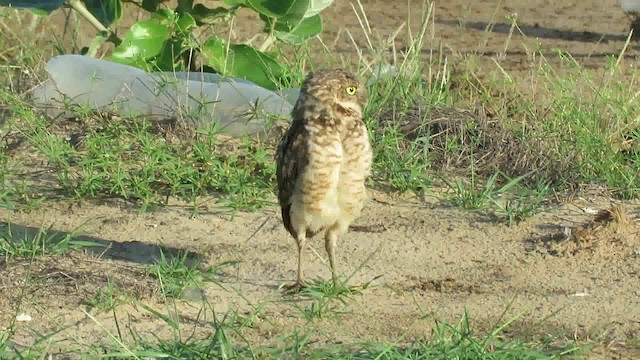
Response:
30,54,299,138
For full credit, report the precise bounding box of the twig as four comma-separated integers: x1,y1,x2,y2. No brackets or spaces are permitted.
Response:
258,18,277,52
258,34,276,52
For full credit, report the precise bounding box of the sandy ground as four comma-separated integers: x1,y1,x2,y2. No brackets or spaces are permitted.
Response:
1,0,640,358
1,192,639,357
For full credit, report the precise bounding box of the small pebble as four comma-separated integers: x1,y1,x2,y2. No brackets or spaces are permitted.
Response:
582,207,598,214
16,313,32,322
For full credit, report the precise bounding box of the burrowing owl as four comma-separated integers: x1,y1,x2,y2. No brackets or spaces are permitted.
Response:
276,69,373,290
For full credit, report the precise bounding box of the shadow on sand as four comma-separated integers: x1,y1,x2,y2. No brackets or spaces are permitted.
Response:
0,222,202,266
438,19,632,44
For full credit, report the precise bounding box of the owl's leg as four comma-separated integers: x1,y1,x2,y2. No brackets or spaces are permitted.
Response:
284,229,308,293
295,231,307,287
325,226,339,286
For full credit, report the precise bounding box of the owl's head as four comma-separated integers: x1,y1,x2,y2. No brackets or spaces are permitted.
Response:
296,69,367,119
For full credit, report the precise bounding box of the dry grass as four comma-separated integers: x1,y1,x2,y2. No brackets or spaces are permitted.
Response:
376,103,572,187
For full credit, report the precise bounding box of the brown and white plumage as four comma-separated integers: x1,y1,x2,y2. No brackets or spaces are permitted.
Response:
276,69,372,290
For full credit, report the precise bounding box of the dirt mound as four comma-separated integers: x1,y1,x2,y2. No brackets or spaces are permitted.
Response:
529,203,640,258
554,204,639,257
377,104,572,186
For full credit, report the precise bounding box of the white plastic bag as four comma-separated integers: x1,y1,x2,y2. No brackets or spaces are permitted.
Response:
31,55,296,138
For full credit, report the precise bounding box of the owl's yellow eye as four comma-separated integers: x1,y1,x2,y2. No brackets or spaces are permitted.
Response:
345,86,357,95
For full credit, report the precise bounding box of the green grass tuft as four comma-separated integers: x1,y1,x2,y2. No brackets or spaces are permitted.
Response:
0,224,100,258
148,249,232,299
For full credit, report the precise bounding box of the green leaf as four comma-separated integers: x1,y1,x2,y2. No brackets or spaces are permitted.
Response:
228,45,285,89
175,12,195,32
273,14,321,44
0,0,63,12
83,0,123,27
223,0,245,6
304,0,332,18
202,37,226,71
202,38,285,90
29,7,51,15
190,4,232,25
176,0,192,12
247,0,308,21
110,15,172,67
156,38,188,71
153,8,175,20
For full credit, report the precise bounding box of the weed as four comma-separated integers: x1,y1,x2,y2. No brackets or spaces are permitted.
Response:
73,295,585,359
291,263,381,321
364,55,445,193
369,124,432,192
0,225,100,258
0,148,44,211
294,277,362,320
84,278,122,312
148,249,231,299
342,310,584,359
493,181,552,226
443,172,530,210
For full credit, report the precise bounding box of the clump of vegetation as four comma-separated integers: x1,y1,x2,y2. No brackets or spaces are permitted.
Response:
148,249,231,299
3,95,277,211
1,0,332,89
367,52,639,199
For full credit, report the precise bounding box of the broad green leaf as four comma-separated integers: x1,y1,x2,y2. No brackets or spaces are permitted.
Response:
227,45,284,89
223,0,244,5
156,38,188,71
247,0,307,21
190,4,231,25
175,12,195,32
153,7,175,20
273,14,321,44
304,0,332,18
203,38,284,90
83,0,123,27
0,0,63,12
110,16,171,67
202,37,226,71
141,0,166,12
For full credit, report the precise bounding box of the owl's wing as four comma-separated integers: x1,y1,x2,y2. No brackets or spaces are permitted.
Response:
276,121,309,238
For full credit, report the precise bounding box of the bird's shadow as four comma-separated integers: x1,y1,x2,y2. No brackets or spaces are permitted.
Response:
438,19,632,44
0,222,202,267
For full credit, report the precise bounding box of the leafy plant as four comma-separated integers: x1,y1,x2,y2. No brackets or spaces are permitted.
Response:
0,0,333,89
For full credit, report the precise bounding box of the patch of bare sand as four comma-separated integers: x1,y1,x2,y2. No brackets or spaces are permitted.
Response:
1,191,638,357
